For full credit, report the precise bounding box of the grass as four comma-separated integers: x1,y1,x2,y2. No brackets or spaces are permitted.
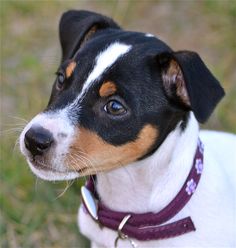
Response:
1,1,236,247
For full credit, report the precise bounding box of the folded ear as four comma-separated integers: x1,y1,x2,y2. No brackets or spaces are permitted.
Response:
157,51,225,123
59,10,120,61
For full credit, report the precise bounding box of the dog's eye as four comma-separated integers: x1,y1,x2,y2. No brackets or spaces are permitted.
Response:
104,100,126,116
56,72,65,90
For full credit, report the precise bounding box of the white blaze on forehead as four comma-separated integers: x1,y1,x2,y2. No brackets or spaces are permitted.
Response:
69,42,132,109
83,42,132,90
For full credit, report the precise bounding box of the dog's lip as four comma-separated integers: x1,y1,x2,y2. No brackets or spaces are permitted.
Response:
29,158,85,174
29,158,53,171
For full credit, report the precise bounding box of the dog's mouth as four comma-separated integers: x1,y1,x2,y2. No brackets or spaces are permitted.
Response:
26,157,81,181
29,158,56,171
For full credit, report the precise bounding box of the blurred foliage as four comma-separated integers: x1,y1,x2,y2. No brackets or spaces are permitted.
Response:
1,0,235,247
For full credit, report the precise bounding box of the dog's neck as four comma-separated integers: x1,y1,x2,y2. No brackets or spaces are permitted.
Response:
96,113,199,213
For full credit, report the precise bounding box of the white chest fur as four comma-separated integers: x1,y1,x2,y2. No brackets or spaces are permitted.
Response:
78,113,236,247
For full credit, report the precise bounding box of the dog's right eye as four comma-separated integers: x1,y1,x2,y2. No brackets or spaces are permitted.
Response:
56,72,65,90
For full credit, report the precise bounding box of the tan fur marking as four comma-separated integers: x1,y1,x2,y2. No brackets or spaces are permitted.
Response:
66,125,158,176
99,81,117,97
66,61,76,78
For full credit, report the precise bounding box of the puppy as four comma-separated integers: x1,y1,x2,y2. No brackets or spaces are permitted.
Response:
20,10,236,247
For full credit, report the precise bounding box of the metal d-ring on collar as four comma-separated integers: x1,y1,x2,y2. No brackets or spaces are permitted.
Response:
114,214,137,248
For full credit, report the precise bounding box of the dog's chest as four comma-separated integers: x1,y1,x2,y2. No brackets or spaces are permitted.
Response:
78,130,236,247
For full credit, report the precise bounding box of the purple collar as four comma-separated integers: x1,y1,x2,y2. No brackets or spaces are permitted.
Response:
81,139,204,242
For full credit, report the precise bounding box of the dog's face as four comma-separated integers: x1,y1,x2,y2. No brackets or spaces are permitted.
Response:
20,10,224,181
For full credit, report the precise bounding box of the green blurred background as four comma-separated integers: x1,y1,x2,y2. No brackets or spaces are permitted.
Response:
1,1,235,247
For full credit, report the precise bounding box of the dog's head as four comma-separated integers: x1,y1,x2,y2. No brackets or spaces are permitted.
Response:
20,10,224,181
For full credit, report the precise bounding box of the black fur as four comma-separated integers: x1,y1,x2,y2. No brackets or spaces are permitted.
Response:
46,10,224,159
171,51,225,123
59,10,120,61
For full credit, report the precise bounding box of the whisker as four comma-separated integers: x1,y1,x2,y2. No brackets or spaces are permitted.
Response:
75,151,97,167
70,154,88,169
55,179,74,199
77,150,96,161
68,154,88,182
8,116,28,123
0,127,24,135
68,154,81,172
73,153,90,167
74,152,99,177
68,155,85,181
34,177,40,193
2,123,26,127
72,153,97,174
13,137,20,152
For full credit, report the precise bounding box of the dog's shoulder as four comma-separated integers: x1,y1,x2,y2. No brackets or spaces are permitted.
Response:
199,130,236,161
200,130,236,190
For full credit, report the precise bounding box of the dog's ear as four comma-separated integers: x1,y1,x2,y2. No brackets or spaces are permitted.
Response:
157,51,225,123
59,10,120,61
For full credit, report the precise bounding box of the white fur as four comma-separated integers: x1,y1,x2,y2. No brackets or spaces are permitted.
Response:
69,42,131,109
78,113,236,247
82,42,131,94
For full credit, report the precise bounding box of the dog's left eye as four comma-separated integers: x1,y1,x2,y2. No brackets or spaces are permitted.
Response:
104,100,127,116
56,72,65,90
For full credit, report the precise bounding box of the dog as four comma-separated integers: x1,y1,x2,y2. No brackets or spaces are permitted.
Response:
20,10,236,247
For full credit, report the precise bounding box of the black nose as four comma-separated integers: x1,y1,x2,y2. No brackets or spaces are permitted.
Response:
24,126,54,157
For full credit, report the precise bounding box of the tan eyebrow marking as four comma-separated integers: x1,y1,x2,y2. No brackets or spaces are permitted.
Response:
99,81,117,97
66,61,76,78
